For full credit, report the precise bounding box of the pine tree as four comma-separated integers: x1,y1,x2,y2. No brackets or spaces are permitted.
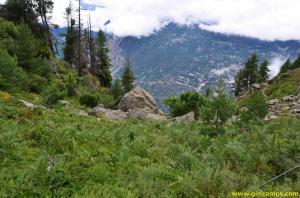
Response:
259,59,270,82
245,53,260,86
64,18,76,65
122,58,135,92
35,0,55,53
279,59,291,74
292,53,300,69
110,78,124,100
1,0,54,54
96,30,112,88
77,0,83,76
234,69,247,96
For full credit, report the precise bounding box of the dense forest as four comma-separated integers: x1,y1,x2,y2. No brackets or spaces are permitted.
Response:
0,0,300,197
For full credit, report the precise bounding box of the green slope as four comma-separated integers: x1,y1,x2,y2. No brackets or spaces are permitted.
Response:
1,97,300,197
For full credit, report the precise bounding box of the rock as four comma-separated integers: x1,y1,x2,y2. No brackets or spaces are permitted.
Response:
291,109,300,114
18,99,47,110
267,99,280,105
58,100,71,106
173,112,195,123
127,108,167,121
127,108,148,119
293,104,300,109
282,95,295,102
118,87,159,114
252,83,261,89
282,107,290,112
88,105,128,120
265,115,279,121
145,113,167,121
88,105,109,116
104,110,128,120
78,110,88,116
18,99,35,108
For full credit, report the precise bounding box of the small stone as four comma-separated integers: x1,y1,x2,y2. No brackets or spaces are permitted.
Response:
58,100,71,106
282,95,295,102
18,99,35,108
78,110,88,116
291,109,300,114
173,112,195,123
267,99,279,105
252,83,261,89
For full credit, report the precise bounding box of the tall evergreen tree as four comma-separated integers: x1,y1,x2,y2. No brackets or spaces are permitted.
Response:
122,58,135,92
1,0,54,54
259,59,270,82
292,53,300,69
279,59,291,74
244,53,260,86
96,30,112,88
110,78,124,101
64,19,76,65
234,69,247,96
63,2,76,65
0,0,39,34
35,0,54,53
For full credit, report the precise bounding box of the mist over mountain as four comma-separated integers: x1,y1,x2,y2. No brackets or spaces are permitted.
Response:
108,23,300,108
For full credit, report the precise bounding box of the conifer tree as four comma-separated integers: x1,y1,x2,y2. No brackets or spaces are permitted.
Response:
64,13,76,65
259,59,270,82
111,78,124,100
35,0,55,53
279,59,291,74
122,58,135,92
244,53,260,86
292,53,300,69
96,30,112,88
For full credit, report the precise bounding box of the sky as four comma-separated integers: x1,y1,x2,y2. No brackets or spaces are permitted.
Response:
1,0,300,41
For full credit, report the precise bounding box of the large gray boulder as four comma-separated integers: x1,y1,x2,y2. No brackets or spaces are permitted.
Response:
118,87,159,114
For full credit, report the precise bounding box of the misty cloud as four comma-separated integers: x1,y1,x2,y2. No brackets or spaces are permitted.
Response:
1,0,300,40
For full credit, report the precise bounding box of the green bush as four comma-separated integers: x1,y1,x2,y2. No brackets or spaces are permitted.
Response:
201,81,236,133
42,83,66,106
241,92,268,122
0,47,29,92
164,92,204,118
79,94,98,108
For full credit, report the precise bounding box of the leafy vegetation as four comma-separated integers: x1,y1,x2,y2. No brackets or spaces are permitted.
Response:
0,98,300,197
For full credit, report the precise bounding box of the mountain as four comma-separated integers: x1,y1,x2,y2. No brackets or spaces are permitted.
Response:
109,23,300,108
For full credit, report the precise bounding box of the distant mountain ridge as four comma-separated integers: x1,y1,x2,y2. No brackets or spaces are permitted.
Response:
109,23,300,108
53,23,300,109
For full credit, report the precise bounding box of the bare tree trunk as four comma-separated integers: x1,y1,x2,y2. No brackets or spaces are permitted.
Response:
78,0,83,76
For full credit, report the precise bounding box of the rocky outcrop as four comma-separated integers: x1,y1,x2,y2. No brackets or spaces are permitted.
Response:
88,87,167,121
173,112,195,123
266,93,300,120
118,87,159,114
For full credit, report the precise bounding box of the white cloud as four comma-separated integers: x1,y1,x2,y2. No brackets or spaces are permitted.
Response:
2,0,300,40
268,57,287,78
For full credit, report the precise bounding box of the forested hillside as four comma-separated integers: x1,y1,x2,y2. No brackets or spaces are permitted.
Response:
0,0,300,197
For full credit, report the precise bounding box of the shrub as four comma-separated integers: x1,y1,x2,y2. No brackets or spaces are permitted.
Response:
241,92,268,122
79,94,98,108
42,83,66,106
0,91,13,102
201,81,236,133
28,74,48,94
164,92,204,119
0,47,29,92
